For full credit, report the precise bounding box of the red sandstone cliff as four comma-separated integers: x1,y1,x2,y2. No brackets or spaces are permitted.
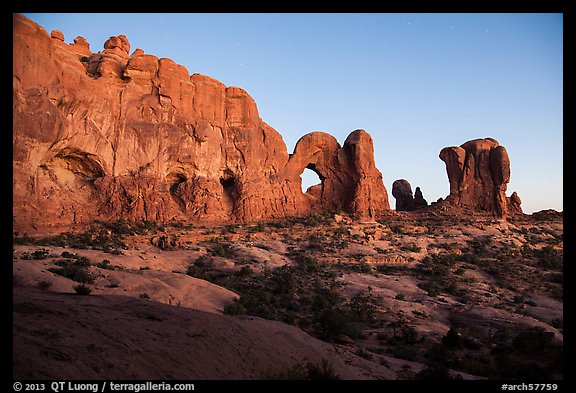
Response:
13,14,390,233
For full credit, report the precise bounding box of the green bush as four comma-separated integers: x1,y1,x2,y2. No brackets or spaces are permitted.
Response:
223,298,246,315
238,265,254,277
265,359,340,380
73,284,92,295
316,308,356,342
210,243,228,257
355,347,373,360
442,327,462,349
97,259,116,270
48,260,94,284
21,249,49,260
348,291,376,322
37,280,53,291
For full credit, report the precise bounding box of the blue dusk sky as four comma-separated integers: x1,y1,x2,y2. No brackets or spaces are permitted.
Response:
21,13,563,214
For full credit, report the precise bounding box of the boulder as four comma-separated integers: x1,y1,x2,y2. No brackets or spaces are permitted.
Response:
50,30,64,41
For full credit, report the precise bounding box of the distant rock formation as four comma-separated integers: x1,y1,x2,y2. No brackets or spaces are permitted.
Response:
391,180,427,211
439,137,522,217
12,14,390,233
392,180,413,211
413,187,428,210
507,191,523,215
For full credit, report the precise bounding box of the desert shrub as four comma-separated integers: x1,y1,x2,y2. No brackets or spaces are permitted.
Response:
293,253,320,273
490,326,562,379
356,259,372,274
400,244,421,253
311,284,342,312
348,290,376,322
389,343,418,361
73,284,92,295
139,292,150,299
48,259,94,284
22,227,127,254
442,327,462,349
210,242,228,257
355,347,373,360
376,264,409,275
265,359,340,380
535,246,563,270
550,318,563,329
37,280,53,291
271,267,296,298
303,213,322,227
547,272,563,285
316,308,356,342
394,293,406,301
458,355,493,377
186,258,211,280
304,359,340,380
223,298,246,315
21,249,50,260
13,233,35,245
220,224,238,234
97,259,116,270
233,290,274,319
238,265,254,277
401,324,419,345
512,327,555,354
415,362,462,380
99,218,142,235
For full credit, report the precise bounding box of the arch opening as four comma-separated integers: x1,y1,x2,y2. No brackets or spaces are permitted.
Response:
301,164,325,194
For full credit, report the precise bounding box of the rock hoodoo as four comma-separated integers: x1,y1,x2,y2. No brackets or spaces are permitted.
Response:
391,180,427,212
439,138,522,217
413,187,428,210
392,179,413,211
12,14,390,233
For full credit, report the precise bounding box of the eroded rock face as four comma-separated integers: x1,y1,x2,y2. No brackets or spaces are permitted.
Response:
12,14,390,233
439,138,521,217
